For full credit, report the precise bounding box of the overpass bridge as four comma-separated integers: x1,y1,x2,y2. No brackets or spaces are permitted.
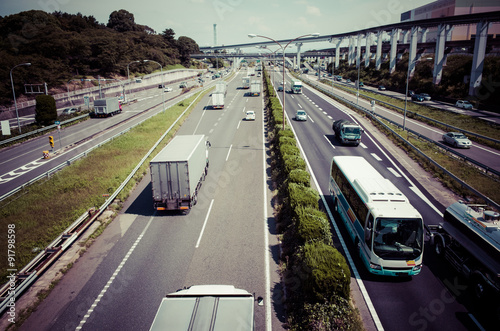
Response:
196,11,500,97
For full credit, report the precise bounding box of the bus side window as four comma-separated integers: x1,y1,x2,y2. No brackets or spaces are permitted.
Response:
365,214,374,248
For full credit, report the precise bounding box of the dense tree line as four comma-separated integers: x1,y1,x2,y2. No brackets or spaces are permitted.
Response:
0,9,200,106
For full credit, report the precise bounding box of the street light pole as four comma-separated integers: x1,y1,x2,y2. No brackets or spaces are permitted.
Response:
144,60,165,113
10,62,31,134
403,57,432,131
127,60,140,102
249,33,319,130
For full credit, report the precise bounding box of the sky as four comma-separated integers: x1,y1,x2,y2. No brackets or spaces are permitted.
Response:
0,0,435,52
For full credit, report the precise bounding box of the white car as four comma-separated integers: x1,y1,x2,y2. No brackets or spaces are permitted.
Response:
455,100,473,109
245,110,255,121
164,87,173,92
420,93,431,101
442,132,472,149
295,110,307,121
62,107,77,115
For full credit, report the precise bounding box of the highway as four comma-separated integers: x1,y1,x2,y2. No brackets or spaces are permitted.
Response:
2,65,497,330
269,67,497,330
15,69,283,331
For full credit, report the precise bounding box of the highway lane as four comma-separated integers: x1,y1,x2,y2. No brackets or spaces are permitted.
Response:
19,69,277,330
271,69,493,330
301,73,500,174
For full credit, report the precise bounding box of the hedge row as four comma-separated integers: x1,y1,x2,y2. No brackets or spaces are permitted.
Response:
262,68,357,330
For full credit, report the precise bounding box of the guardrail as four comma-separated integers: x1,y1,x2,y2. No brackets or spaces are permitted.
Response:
316,78,500,147
298,76,500,210
0,86,210,315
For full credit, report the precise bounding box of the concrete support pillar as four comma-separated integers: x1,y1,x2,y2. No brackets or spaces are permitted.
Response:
433,24,449,85
402,30,409,44
365,33,372,68
420,28,428,43
335,39,342,69
348,36,354,65
356,34,362,68
408,26,419,79
469,21,490,96
296,43,303,71
376,30,383,70
389,28,399,74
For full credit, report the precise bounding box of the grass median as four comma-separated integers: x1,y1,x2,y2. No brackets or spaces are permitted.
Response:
0,91,207,282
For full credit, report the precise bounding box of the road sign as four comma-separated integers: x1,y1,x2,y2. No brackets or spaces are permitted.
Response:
84,96,89,106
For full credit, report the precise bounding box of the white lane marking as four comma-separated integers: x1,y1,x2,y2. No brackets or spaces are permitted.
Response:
195,199,214,248
76,215,154,330
359,142,367,149
327,115,333,120
308,116,314,123
371,153,383,161
298,103,302,109
387,167,402,178
261,96,272,331
324,135,335,149
226,144,233,161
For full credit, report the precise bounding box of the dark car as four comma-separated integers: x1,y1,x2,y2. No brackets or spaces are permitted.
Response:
378,85,386,91
408,90,415,97
412,94,425,102
346,79,352,83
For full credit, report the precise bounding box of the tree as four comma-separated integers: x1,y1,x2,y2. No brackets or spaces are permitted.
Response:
107,9,136,32
35,95,57,125
177,36,199,67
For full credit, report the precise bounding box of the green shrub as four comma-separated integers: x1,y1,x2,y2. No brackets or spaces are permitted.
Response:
288,183,318,211
279,143,300,160
288,169,310,187
277,129,294,140
279,136,297,147
295,206,332,245
283,154,306,173
297,242,351,302
35,95,57,125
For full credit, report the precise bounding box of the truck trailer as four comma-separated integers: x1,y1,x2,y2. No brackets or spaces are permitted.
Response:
150,135,209,211
212,93,224,109
215,81,227,95
332,119,364,146
92,97,121,117
149,285,254,331
426,202,500,316
250,81,261,96
242,76,250,89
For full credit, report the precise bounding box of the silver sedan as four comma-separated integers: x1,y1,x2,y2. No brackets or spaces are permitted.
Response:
442,132,472,148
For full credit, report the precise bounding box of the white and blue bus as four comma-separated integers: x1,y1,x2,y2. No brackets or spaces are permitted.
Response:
329,156,424,276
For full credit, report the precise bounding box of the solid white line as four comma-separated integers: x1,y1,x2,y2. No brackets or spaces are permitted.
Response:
195,199,214,248
261,94,272,331
324,135,336,149
226,144,233,161
76,215,154,330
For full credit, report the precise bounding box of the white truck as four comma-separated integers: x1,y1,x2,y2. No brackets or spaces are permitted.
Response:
92,97,121,117
332,119,364,146
149,285,254,331
248,67,255,76
290,79,302,94
150,135,209,211
250,80,261,96
426,202,500,317
212,93,224,109
242,76,250,89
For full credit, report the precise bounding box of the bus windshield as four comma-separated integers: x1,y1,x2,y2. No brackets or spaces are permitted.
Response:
344,127,360,134
373,218,423,260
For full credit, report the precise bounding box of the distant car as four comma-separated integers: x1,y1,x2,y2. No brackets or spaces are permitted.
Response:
179,82,187,88
442,132,472,148
408,90,416,97
158,84,164,89
420,93,431,101
378,85,386,91
277,86,283,92
245,110,255,121
164,87,173,92
346,79,352,83
358,81,364,87
455,100,473,109
62,107,77,115
295,110,307,121
411,94,425,102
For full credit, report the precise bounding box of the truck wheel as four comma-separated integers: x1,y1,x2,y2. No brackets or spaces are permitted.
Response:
472,276,486,300
434,237,445,256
